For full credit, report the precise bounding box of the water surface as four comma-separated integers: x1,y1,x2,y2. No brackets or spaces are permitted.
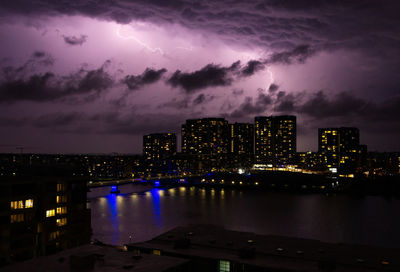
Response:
88,184,400,248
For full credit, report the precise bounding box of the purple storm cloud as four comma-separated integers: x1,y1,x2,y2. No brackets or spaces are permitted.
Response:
0,0,399,153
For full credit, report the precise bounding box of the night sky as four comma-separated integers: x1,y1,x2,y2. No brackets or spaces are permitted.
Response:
0,0,399,154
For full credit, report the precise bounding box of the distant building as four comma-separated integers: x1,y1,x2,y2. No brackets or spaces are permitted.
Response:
319,127,365,174
229,123,254,169
0,176,91,266
181,118,230,172
318,128,340,169
255,115,296,166
143,133,177,175
143,133,177,162
296,151,325,171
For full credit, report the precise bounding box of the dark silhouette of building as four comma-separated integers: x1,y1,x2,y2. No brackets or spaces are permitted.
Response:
129,225,400,272
0,175,91,266
319,127,365,174
255,116,296,166
229,123,254,169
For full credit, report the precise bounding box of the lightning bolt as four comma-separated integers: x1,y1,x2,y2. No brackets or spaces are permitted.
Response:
267,67,274,83
116,25,164,55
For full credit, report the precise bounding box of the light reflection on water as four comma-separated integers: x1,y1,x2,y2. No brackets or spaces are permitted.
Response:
89,185,400,248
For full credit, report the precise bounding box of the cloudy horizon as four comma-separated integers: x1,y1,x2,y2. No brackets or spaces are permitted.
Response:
0,0,399,154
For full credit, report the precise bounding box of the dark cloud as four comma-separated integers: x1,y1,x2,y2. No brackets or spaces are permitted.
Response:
2,51,54,79
192,93,215,105
122,68,167,90
298,91,367,118
158,98,189,109
268,83,279,92
266,45,316,65
232,89,244,96
167,61,240,93
0,61,113,103
241,60,264,77
62,35,88,46
0,0,399,61
192,94,205,105
230,90,273,118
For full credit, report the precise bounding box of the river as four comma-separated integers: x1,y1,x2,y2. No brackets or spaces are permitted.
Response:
87,184,400,248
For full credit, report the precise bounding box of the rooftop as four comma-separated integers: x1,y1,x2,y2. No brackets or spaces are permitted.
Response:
0,244,188,272
130,225,400,272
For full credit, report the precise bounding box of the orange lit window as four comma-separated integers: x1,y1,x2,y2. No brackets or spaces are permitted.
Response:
56,207,67,214
56,218,67,226
10,200,24,209
49,231,60,240
57,183,65,192
46,209,55,217
11,214,24,223
25,199,34,208
56,195,67,204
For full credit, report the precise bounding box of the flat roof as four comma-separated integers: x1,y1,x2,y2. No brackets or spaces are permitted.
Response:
130,225,400,272
0,244,188,272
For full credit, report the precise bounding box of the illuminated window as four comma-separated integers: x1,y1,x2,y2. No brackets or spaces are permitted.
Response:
56,218,67,226
11,214,24,223
219,260,230,272
153,249,161,255
56,195,67,204
56,207,67,214
46,209,55,217
57,183,65,192
25,199,34,208
49,231,60,240
10,200,24,209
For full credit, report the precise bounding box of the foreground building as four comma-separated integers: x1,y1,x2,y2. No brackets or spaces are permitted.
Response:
0,244,189,272
0,175,91,266
129,225,400,272
255,115,296,166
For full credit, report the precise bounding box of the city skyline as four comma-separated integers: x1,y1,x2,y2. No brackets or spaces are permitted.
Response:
0,1,399,154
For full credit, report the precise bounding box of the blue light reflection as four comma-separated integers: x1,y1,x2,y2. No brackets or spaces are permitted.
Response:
150,188,162,227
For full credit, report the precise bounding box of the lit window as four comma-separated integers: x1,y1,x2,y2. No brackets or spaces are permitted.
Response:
219,260,230,272
56,207,67,214
56,218,67,226
25,199,34,208
153,249,161,255
10,214,24,223
57,183,65,192
46,209,55,217
56,195,67,204
10,200,24,209
49,231,60,240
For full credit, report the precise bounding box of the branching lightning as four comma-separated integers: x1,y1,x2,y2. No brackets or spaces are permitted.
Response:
116,25,164,55
267,67,274,83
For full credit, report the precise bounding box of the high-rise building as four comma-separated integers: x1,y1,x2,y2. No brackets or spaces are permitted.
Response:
181,118,229,172
229,123,254,168
255,116,296,166
318,128,340,168
319,127,364,173
143,133,177,162
338,127,360,173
